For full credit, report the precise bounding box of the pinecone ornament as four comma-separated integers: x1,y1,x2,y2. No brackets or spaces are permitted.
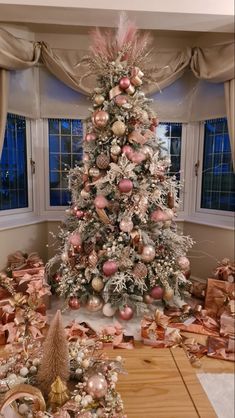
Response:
133,262,148,279
96,153,110,169
84,241,95,254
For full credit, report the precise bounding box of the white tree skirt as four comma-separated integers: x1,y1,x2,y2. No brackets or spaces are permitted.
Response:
197,373,235,418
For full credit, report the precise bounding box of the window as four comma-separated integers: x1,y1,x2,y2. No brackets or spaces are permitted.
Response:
159,122,182,181
48,119,83,206
200,118,235,212
0,114,28,211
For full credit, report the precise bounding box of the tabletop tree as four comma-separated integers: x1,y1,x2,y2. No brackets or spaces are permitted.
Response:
48,15,193,320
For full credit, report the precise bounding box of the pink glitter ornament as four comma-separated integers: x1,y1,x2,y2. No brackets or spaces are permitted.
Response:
150,286,164,300
118,178,133,193
102,260,118,276
119,77,131,90
118,305,134,320
94,195,108,209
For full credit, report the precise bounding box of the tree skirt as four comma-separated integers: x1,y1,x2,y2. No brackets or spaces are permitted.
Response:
197,373,235,418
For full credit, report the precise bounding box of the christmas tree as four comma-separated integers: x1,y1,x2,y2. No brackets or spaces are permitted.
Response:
48,15,193,319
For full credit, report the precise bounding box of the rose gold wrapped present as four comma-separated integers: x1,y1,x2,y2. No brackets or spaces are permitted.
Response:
205,278,235,318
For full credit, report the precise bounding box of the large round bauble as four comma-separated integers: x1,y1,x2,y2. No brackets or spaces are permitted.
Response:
141,245,156,262
118,305,134,321
93,111,109,128
94,94,105,105
133,262,148,279
119,217,133,233
94,195,108,209
150,208,166,222
131,151,146,164
163,287,174,301
102,302,116,317
91,277,104,292
111,121,126,137
102,260,118,276
111,145,121,156
143,294,154,304
85,132,96,142
86,374,108,399
150,286,164,300
86,295,103,312
119,77,131,90
69,297,80,310
118,178,133,193
115,95,128,107
69,232,82,247
96,153,110,169
178,256,190,271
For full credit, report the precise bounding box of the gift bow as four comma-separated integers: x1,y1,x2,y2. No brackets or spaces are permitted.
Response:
99,322,133,349
65,321,91,340
7,251,43,270
214,258,235,281
141,310,169,337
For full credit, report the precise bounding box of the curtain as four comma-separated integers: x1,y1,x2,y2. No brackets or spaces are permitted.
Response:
224,79,235,167
0,69,9,157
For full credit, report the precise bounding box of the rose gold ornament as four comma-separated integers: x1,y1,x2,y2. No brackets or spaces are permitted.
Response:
143,294,154,304
86,374,108,398
141,245,156,262
111,145,121,156
85,133,97,142
93,110,109,128
118,178,133,193
94,94,105,105
150,208,166,222
150,286,164,300
96,153,110,169
89,167,100,177
94,195,108,209
178,256,190,271
122,145,134,159
86,295,103,312
111,121,126,136
88,250,98,268
167,192,175,209
91,277,104,292
119,77,131,90
133,262,148,279
102,260,118,276
115,95,128,107
119,217,133,233
76,210,84,219
163,287,174,301
69,232,82,247
131,151,146,164
69,297,80,310
118,305,134,320
83,153,90,162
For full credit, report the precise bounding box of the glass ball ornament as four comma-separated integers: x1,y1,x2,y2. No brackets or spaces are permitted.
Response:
89,167,100,177
76,210,85,219
93,110,109,128
119,77,131,90
111,121,126,136
91,277,104,292
119,217,134,233
86,373,108,398
69,297,80,310
178,256,190,271
85,132,96,142
141,245,156,262
94,195,108,209
102,302,116,317
86,295,103,312
102,260,118,276
163,287,174,301
115,95,128,107
118,305,134,320
150,286,164,300
150,208,166,222
130,151,146,164
111,145,121,156
118,178,133,193
69,232,82,247
94,94,105,105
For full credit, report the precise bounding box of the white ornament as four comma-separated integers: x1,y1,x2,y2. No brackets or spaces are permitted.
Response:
102,303,116,317
18,403,29,415
20,367,29,377
75,394,82,403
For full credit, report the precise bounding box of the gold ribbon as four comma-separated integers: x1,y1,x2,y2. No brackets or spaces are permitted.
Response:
128,129,154,145
109,85,122,100
0,384,46,415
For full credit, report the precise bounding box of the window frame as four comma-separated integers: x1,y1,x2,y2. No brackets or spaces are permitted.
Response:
0,117,34,220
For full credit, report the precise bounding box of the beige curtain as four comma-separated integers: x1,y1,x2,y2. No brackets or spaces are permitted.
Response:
0,69,9,157
224,79,235,167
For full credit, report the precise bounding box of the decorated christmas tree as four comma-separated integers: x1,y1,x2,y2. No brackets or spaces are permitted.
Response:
48,15,193,319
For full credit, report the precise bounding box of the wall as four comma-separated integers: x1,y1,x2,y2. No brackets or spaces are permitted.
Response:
184,222,234,280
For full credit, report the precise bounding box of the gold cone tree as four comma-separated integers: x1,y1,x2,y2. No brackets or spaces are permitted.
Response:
48,15,193,318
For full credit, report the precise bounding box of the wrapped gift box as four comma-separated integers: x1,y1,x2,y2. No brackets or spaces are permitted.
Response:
205,278,235,318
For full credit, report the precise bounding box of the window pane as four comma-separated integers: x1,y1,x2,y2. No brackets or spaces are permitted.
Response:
48,119,83,206
201,118,235,212
159,122,182,182
0,114,28,211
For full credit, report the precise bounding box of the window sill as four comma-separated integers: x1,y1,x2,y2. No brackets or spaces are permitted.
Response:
183,216,234,231
0,214,46,231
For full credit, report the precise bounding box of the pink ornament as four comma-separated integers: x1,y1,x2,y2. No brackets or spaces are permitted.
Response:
141,245,156,262
85,132,96,142
150,286,164,300
151,209,166,222
86,374,108,398
102,260,118,276
119,77,131,90
118,305,134,320
94,195,108,209
68,297,80,310
93,110,109,128
69,232,82,247
118,178,133,193
131,151,146,164
122,145,134,159
120,217,134,233
115,95,128,107
76,210,84,219
178,256,190,271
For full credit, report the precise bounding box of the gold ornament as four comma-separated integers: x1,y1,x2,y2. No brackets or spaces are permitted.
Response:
48,376,70,411
93,110,109,128
91,277,104,292
96,153,110,169
86,295,103,312
111,121,126,136
111,145,121,156
141,245,156,262
94,94,105,105
163,287,174,301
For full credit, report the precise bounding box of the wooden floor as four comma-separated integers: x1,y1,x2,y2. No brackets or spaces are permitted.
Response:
106,344,234,418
